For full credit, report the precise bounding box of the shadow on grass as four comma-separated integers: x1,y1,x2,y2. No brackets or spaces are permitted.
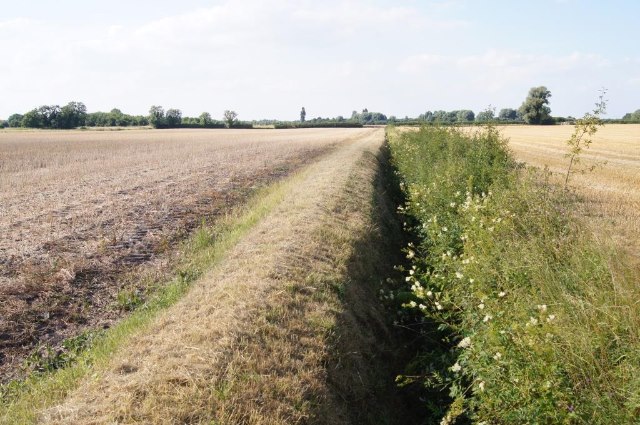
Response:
310,141,431,425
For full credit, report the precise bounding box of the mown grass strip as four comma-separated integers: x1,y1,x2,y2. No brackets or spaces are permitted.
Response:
387,125,640,424
0,172,305,424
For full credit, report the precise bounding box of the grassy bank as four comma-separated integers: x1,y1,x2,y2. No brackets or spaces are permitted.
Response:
387,125,640,423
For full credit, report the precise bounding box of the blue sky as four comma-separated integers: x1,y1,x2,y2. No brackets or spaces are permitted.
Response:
1,0,639,120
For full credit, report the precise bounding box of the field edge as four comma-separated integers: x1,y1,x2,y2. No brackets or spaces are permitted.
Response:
0,163,308,424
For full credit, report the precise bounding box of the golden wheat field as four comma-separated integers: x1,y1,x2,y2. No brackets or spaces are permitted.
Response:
499,124,640,264
0,127,371,382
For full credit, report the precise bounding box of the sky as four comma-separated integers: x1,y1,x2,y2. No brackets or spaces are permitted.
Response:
1,0,639,120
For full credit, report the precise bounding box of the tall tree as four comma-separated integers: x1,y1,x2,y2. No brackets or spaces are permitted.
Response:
7,114,23,127
519,86,552,124
59,101,87,128
622,109,640,122
432,110,448,122
223,110,238,128
199,112,212,126
148,105,165,128
165,108,182,127
21,109,43,128
300,107,306,123
457,110,475,122
498,108,518,121
476,106,496,122
37,105,61,128
421,111,434,122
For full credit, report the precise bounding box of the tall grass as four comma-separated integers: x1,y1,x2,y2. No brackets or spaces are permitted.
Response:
388,125,640,423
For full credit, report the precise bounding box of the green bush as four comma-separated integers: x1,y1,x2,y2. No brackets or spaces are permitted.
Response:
388,125,640,423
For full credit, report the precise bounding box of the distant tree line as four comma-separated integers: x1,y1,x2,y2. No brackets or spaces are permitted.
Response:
5,102,88,129
274,121,363,129
2,102,149,129
147,106,256,129
3,93,638,129
350,109,388,124
622,109,640,122
85,109,149,127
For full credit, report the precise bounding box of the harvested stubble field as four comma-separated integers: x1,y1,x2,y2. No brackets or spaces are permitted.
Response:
0,128,366,383
1,127,412,424
499,124,640,265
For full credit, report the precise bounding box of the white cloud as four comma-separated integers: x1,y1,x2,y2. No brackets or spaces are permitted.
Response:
394,49,633,116
1,0,468,119
0,1,637,119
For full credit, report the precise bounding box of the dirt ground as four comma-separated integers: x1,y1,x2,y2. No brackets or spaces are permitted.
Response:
0,128,370,382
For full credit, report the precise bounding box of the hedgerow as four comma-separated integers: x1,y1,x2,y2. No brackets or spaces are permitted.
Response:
387,125,640,424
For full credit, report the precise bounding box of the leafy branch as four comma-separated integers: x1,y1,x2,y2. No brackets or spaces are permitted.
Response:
563,88,608,190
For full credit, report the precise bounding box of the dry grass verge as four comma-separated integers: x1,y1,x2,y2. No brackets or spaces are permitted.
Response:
26,128,412,424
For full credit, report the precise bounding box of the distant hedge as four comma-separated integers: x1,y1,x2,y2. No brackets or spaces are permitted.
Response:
274,122,363,129
174,122,226,129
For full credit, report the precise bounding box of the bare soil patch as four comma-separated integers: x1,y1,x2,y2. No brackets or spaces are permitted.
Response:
0,128,368,382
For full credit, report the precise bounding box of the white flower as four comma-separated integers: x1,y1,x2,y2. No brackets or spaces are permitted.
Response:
409,301,417,308
478,381,485,391
483,314,492,322
426,290,433,298
451,362,462,372
455,272,464,279
449,202,456,208
547,314,556,322
469,278,475,283
478,303,485,310
406,250,415,259
442,226,448,232
537,304,548,312
528,317,539,326
493,352,502,360
498,291,506,298
409,270,415,275
458,337,471,348
435,302,443,311
440,415,453,425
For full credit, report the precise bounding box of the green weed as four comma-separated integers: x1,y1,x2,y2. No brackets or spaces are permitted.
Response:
388,125,640,423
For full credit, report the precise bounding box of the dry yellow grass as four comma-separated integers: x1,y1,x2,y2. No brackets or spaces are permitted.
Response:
37,128,405,424
499,124,640,264
0,128,371,381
